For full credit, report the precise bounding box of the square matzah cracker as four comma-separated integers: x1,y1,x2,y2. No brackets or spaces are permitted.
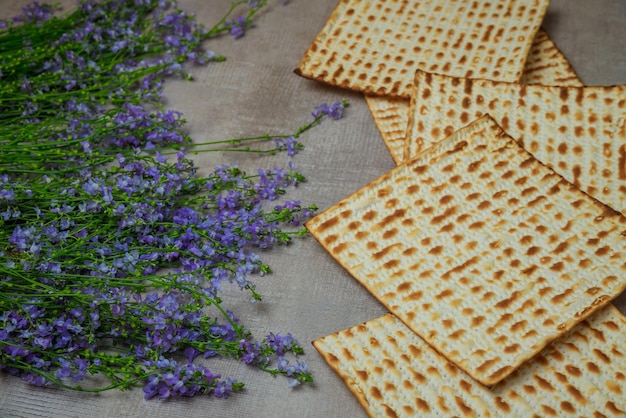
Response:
295,0,549,98
313,306,626,417
404,70,626,214
306,115,626,386
366,29,583,165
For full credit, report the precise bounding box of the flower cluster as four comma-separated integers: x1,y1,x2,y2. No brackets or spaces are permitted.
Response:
0,0,347,400
312,101,346,120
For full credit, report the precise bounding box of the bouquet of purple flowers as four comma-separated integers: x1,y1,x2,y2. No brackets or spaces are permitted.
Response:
0,0,346,399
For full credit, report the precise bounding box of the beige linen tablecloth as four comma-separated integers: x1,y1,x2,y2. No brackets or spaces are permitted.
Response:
1,1,625,417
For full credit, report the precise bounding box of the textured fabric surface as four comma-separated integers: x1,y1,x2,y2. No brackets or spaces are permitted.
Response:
0,1,624,417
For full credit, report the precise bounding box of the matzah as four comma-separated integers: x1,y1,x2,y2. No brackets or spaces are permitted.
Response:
366,29,584,165
313,306,626,417
517,29,581,87
306,115,626,386
295,0,549,98
404,70,626,214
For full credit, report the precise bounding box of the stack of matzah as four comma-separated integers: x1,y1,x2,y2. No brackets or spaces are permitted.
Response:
295,0,626,416
364,28,585,165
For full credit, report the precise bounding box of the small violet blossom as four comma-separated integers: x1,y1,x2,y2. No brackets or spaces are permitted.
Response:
228,16,247,39
312,100,346,120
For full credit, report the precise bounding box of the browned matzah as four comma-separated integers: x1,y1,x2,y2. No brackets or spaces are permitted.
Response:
404,70,626,214
313,306,626,417
295,0,549,98
306,115,626,386
366,29,583,165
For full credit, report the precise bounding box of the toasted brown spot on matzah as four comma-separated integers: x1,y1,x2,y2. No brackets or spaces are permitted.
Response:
307,116,626,386
565,364,582,377
370,386,383,400
356,370,368,381
332,242,348,255
317,216,339,233
415,398,430,412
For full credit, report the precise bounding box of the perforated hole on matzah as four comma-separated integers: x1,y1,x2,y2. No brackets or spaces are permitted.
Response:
295,0,549,98
307,115,626,386
366,29,583,165
313,306,626,417
404,70,626,214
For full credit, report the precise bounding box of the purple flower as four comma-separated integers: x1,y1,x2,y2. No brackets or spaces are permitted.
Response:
214,377,234,398
264,332,299,356
312,100,346,120
21,373,48,386
274,135,301,156
276,356,309,387
238,339,261,364
228,16,247,39
142,357,234,399
14,1,54,24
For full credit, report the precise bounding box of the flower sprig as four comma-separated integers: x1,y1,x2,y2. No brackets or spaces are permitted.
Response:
0,0,348,400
